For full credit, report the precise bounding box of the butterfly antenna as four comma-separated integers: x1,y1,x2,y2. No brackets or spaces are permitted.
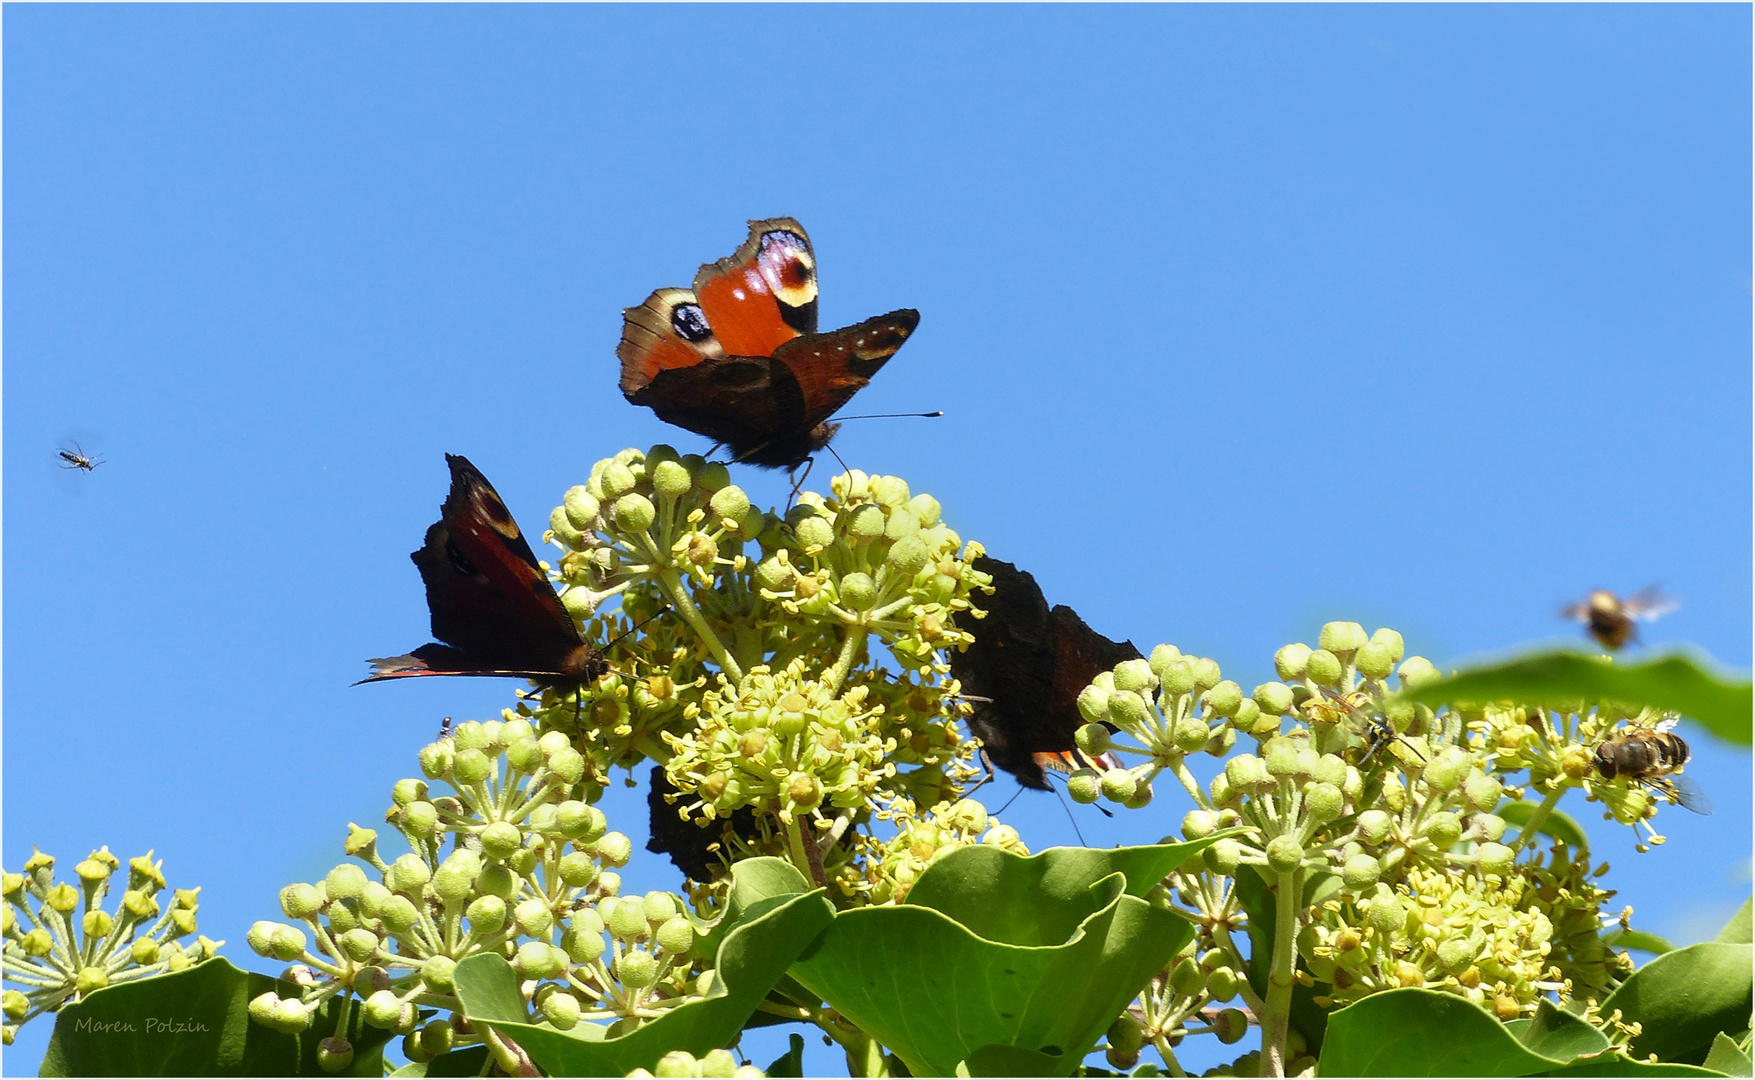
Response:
993,781,1026,817
833,410,944,421
603,605,670,655
1053,786,1090,846
965,749,997,800
785,456,817,512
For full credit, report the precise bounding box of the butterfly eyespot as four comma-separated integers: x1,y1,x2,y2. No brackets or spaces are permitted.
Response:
670,303,714,343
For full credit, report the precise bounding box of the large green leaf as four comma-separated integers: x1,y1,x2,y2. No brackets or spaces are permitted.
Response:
1542,1061,1727,1076
1600,943,1754,1063
1403,650,1752,746
40,958,390,1077
1319,988,1564,1076
1498,799,1590,848
1605,929,1678,956
388,1046,490,1077
453,885,834,1077
788,843,1215,1077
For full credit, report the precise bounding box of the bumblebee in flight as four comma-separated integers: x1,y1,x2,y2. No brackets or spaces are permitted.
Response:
1563,587,1677,650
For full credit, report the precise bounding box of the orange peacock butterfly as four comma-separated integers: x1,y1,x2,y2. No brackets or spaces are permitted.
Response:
616,218,919,469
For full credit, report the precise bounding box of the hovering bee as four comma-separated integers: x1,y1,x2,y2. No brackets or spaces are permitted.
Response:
1562,587,1677,650
436,716,454,741
56,443,104,472
1592,716,1711,815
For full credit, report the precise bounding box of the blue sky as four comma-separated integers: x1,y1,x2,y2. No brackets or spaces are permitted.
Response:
5,5,1748,1074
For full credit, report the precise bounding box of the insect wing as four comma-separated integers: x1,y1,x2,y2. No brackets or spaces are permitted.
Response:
1622,586,1679,621
1660,773,1713,815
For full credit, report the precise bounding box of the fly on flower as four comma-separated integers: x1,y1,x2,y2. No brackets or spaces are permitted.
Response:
1592,715,1711,815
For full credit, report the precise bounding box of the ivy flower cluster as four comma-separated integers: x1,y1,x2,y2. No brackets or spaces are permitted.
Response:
2,848,215,1044
1078,622,1677,1077
545,447,995,893
245,716,709,1071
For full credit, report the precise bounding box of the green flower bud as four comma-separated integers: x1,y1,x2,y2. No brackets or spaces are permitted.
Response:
1112,659,1155,694
384,854,429,895
1319,621,1368,655
646,460,689,500
1168,957,1207,997
432,852,480,902
1313,753,1348,788
1190,657,1221,690
1423,812,1463,850
516,941,566,981
1173,716,1212,754
1366,891,1404,937
886,535,930,576
1306,782,1344,822
1205,725,1238,757
1342,853,1381,891
323,863,366,902
793,513,834,551
1437,937,1475,973
1370,628,1405,662
547,746,586,785
1207,966,1241,1003
1355,810,1392,845
480,821,522,861
1265,836,1304,874
1254,682,1295,716
562,486,601,529
514,898,554,938
1305,649,1344,686
1354,641,1394,680
1474,814,1507,842
1066,769,1101,804
655,1050,699,1079
1074,682,1110,723
700,1049,739,1078
1214,1007,1250,1044
1477,842,1515,876
1464,771,1504,813
709,485,750,524
1226,753,1268,791
1074,723,1114,756
1099,769,1137,804
609,493,653,534
130,938,161,965
839,572,877,611
846,504,885,541
1262,738,1302,779
600,461,637,498
1275,643,1313,680
1108,1013,1146,1055
401,799,440,840
607,898,649,942
1397,656,1442,689
267,924,308,962
363,990,403,1029
564,924,607,963
641,891,679,924
465,895,507,934
657,915,696,955
616,948,660,989
279,882,323,919
1203,680,1243,717
1204,839,1242,875
1160,659,1196,696
1182,810,1217,840
540,989,582,1031
451,748,493,786
339,928,380,964
376,896,417,933
1424,750,1466,794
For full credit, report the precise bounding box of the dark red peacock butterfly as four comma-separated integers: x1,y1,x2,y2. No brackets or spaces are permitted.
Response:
645,767,761,883
616,218,920,470
359,454,606,687
950,556,1141,790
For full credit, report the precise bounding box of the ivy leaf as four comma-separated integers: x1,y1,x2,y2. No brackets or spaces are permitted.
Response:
1318,988,1564,1076
763,1033,806,1077
40,957,390,1077
452,885,833,1076
388,1046,490,1077
1605,929,1678,956
789,842,1219,1078
1402,650,1751,746
1507,999,1609,1061
1600,942,1754,1063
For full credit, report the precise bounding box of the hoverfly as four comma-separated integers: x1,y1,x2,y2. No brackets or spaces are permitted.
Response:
436,716,454,741
1562,587,1677,650
56,443,104,472
1592,716,1710,815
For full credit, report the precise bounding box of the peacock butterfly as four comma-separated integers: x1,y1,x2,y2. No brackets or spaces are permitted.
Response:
616,217,920,469
950,556,1141,790
359,454,605,686
645,767,761,883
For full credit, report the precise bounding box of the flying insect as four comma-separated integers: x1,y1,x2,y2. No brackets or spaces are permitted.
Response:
1563,587,1677,650
1592,716,1710,815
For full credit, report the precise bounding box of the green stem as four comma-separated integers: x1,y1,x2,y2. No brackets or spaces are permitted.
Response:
655,568,743,685
1262,868,1300,1078
1152,1033,1189,1077
1510,783,1567,852
822,623,865,696
783,816,818,885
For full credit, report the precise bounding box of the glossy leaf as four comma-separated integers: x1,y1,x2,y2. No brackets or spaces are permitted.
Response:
1509,999,1609,1060
1601,942,1754,1062
763,1033,806,1077
1318,988,1562,1076
1606,929,1678,956
453,885,834,1077
1498,798,1590,848
1403,650,1752,746
40,958,390,1077
388,1046,490,1077
789,843,1215,1077
1543,1061,1727,1076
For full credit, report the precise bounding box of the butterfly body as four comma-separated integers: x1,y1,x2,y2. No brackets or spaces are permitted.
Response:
617,218,918,469
360,454,604,687
951,556,1140,790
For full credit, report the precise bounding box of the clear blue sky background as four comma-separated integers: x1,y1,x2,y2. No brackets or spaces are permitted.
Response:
5,5,1748,1075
